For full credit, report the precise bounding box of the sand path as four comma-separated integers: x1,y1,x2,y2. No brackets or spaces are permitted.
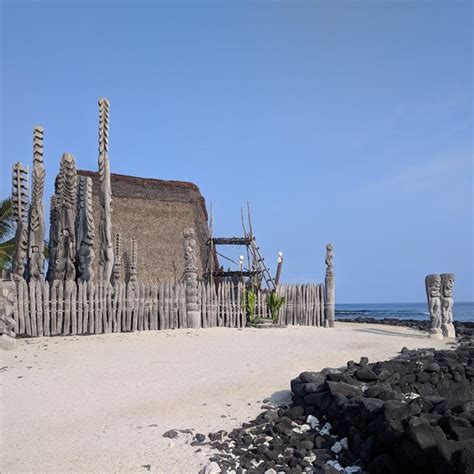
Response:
0,323,452,473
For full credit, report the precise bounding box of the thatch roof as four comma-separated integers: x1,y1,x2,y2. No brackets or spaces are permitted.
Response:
77,170,212,282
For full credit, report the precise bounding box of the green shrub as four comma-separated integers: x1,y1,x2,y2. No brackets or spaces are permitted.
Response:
267,291,285,324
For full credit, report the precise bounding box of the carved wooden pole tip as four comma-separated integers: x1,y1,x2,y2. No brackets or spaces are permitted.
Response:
326,243,334,251
33,125,44,133
61,152,76,163
98,97,110,107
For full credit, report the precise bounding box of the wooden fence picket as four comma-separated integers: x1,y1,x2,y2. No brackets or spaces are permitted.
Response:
9,278,330,336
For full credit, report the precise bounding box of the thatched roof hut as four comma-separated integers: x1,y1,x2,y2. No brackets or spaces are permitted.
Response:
77,170,212,282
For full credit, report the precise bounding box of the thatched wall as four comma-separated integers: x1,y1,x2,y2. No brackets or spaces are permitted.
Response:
77,170,211,282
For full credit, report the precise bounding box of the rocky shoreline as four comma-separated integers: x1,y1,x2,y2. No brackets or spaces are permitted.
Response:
198,320,473,474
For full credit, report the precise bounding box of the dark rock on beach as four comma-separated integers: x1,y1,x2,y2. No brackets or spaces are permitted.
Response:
201,319,473,473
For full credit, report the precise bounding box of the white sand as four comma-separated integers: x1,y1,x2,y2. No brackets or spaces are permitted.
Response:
1,323,452,473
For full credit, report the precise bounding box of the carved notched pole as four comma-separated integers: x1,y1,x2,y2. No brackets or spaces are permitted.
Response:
112,233,122,283
76,176,96,282
184,228,200,328
11,163,29,279
98,98,114,282
27,126,46,281
324,243,335,328
129,237,138,283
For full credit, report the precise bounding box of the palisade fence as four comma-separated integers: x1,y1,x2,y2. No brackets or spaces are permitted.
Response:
10,279,327,337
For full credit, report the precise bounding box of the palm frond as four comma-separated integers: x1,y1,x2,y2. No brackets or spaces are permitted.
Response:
0,236,15,272
0,198,15,243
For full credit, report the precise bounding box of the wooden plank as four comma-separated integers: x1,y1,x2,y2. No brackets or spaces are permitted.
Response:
236,283,242,327
306,285,310,326
29,281,37,336
170,281,176,329
94,281,100,334
35,280,43,337
50,281,57,335
125,282,133,332
42,280,50,336
172,282,179,329
201,282,207,328
209,283,214,327
218,283,224,327
131,282,139,332
311,284,316,326
119,282,126,332
80,281,87,334
71,281,78,335
320,284,325,327
164,281,170,330
179,282,186,329
84,281,91,334
137,283,144,331
158,282,164,330
143,284,148,331
14,281,21,334
214,283,219,327
291,284,296,325
143,284,150,331
77,280,83,334
63,281,71,335
150,285,158,330
111,283,118,333
105,282,113,333
57,281,64,335
16,280,25,335
223,282,228,327
86,282,93,334
315,284,319,326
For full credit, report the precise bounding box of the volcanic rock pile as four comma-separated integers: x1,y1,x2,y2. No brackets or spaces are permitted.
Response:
202,327,473,474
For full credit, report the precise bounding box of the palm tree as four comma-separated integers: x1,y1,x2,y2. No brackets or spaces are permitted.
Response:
0,198,16,275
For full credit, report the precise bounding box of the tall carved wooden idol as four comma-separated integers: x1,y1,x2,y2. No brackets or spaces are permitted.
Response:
27,126,46,281
98,98,114,282
183,228,200,328
324,243,335,328
11,162,29,279
50,153,78,281
440,273,455,338
425,274,443,339
76,176,95,282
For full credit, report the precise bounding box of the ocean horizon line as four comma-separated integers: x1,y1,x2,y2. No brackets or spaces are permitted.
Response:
336,301,474,306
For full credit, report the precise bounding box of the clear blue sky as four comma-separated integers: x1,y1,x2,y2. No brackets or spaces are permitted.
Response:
1,1,472,303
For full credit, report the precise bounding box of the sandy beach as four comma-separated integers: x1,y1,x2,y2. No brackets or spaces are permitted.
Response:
1,323,452,473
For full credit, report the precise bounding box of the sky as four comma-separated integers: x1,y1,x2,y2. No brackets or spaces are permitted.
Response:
1,0,472,303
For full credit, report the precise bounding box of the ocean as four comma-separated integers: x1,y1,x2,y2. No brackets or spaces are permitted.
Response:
336,302,474,323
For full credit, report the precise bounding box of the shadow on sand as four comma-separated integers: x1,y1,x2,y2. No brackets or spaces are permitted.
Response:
354,328,429,339
269,389,292,407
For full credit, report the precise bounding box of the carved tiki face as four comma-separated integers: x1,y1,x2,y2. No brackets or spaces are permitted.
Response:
440,273,455,297
425,274,441,298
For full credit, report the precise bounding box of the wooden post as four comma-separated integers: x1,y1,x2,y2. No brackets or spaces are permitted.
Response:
324,244,335,328
43,280,50,336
